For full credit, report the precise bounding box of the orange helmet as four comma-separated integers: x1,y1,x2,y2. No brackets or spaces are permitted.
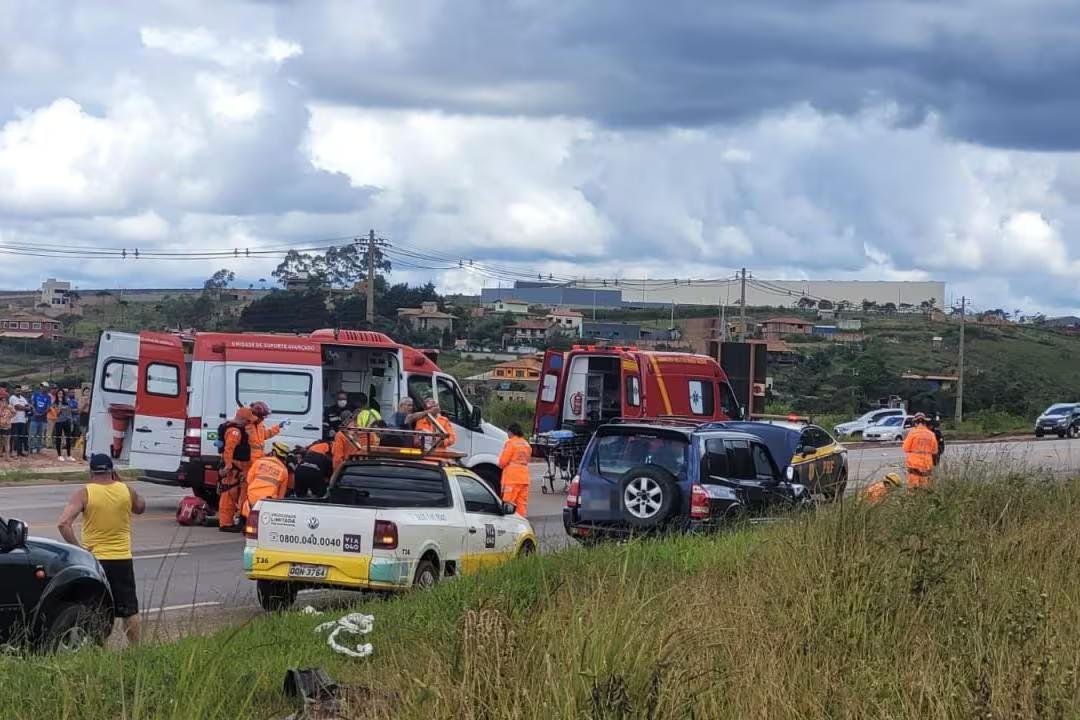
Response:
235,407,256,424
250,401,271,418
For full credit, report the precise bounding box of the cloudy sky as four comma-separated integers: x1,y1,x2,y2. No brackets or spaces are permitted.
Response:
2,0,1080,313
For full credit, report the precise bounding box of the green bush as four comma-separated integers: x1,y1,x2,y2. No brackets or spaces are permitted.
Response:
481,397,534,433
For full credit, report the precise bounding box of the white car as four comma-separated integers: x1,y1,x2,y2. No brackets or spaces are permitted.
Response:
244,457,537,611
862,415,915,442
834,408,905,438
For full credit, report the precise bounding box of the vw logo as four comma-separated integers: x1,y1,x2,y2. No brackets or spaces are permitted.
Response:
307,516,320,530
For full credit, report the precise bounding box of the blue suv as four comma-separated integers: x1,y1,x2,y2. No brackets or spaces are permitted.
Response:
563,422,812,542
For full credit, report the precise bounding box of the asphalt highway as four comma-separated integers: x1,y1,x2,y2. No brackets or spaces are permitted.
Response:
2,436,1078,616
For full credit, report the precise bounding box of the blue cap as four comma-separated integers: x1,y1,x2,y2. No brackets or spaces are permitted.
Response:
89,454,114,473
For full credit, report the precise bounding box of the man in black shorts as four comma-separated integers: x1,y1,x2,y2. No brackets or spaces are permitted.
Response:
293,440,334,498
57,454,146,645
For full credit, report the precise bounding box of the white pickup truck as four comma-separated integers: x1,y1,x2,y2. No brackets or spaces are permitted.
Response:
243,458,537,611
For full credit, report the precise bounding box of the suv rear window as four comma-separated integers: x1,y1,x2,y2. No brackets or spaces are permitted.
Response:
329,464,451,508
593,431,689,480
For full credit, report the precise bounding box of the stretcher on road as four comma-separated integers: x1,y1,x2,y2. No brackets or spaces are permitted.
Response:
531,430,588,494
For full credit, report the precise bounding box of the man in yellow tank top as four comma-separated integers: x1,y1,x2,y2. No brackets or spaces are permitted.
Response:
57,454,146,645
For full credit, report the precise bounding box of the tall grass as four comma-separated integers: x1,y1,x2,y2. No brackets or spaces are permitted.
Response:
5,470,1080,718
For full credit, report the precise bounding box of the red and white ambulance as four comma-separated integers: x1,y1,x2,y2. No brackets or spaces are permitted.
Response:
533,345,744,435
87,328,509,505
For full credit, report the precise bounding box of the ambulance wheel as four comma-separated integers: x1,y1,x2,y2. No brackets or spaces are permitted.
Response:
257,581,297,612
413,559,440,590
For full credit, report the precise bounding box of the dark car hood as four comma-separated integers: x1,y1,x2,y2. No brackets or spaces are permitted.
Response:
25,537,101,574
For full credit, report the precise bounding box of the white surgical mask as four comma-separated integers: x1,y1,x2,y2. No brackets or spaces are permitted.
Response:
337,400,347,408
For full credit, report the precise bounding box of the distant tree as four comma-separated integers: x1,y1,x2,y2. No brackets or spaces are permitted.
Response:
817,299,834,311
203,269,235,294
882,302,897,314
544,330,575,352
861,299,878,313
271,244,391,289
239,291,332,332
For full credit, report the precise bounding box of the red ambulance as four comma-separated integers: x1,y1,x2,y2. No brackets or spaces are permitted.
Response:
87,328,509,508
533,345,744,435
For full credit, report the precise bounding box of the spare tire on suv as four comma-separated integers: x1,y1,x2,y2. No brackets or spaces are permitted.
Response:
620,465,679,529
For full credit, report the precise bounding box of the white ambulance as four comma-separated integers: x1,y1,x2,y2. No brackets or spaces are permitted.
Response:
86,328,509,507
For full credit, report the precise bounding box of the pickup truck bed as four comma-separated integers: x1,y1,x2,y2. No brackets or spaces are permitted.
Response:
243,460,536,609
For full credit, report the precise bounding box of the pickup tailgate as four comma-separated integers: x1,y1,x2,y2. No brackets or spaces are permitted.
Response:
246,499,377,588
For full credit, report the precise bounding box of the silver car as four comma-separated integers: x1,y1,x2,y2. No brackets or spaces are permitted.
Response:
862,415,914,442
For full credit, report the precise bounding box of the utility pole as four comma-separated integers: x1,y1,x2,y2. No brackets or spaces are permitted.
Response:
363,229,390,326
956,295,966,423
739,268,747,342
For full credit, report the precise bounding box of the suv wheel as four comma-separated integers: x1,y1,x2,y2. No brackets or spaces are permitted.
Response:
45,602,111,653
620,466,678,529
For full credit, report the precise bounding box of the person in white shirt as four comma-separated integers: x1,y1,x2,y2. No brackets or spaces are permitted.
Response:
9,388,29,457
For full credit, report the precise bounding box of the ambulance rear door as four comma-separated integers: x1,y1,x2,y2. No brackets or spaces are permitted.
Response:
87,331,141,462
534,350,567,435
222,339,324,451
129,333,188,476
620,353,644,420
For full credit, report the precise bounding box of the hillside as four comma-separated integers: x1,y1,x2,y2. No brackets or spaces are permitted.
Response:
769,316,1080,422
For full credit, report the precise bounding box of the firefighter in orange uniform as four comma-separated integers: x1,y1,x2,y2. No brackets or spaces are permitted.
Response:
241,442,292,520
414,399,457,449
331,412,382,472
498,423,532,516
901,413,939,489
246,401,285,461
862,472,902,505
218,407,255,532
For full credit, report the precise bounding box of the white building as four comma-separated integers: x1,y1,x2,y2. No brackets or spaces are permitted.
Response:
570,279,945,310
491,298,530,315
39,278,73,317
546,309,583,335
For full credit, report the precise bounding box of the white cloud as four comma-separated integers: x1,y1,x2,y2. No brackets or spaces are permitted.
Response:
140,26,302,68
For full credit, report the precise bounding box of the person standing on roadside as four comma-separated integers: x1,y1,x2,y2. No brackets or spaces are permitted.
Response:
57,454,146,645
497,423,532,516
77,386,91,436
53,389,76,461
902,413,939,489
247,401,285,461
9,387,29,457
218,408,255,532
0,397,13,460
29,382,52,454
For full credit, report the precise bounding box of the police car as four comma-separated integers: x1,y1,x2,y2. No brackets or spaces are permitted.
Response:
243,430,536,611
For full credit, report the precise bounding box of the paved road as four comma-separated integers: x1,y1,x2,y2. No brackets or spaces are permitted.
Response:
2,436,1078,615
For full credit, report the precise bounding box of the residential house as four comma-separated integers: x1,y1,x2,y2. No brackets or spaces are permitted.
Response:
760,316,814,340
545,309,583,336
492,357,542,382
766,340,798,365
397,302,455,333
39,278,77,318
0,312,63,339
509,320,549,344
581,321,641,343
491,299,530,316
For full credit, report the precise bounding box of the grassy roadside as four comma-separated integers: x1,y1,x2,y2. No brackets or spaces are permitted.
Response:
6,472,1080,719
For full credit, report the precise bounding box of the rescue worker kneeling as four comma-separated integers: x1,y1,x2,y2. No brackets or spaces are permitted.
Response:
862,472,903,505
498,423,531,516
294,439,333,499
902,413,939,489
241,442,292,521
